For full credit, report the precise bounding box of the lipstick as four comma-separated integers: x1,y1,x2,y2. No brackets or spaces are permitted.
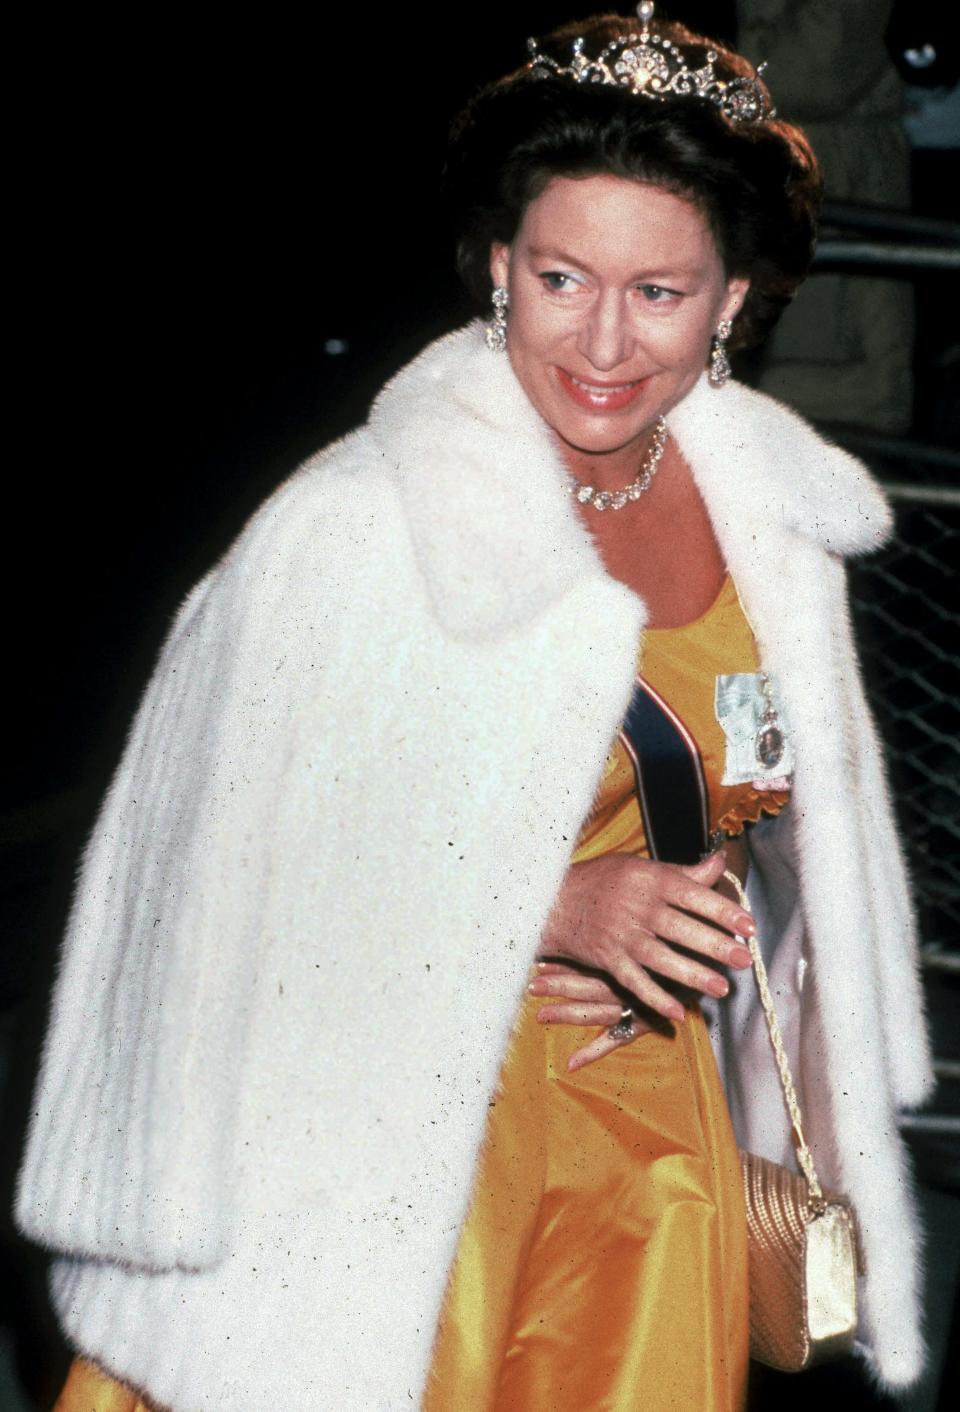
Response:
556,367,648,413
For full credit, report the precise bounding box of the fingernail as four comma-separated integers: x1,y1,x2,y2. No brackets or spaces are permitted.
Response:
729,946,752,968
738,914,756,935
670,1004,685,1023
708,977,729,998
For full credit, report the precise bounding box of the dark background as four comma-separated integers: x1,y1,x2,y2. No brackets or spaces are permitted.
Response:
13,4,740,814
3,3,956,1408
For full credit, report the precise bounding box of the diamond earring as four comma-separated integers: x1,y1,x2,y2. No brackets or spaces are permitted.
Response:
486,286,509,352
709,319,733,387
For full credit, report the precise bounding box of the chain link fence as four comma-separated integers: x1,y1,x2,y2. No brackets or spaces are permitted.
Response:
849,486,960,963
848,480,960,1179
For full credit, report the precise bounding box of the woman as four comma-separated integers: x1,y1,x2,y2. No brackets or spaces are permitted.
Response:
18,7,932,1410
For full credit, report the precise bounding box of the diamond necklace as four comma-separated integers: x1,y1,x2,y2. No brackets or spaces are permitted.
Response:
568,417,668,511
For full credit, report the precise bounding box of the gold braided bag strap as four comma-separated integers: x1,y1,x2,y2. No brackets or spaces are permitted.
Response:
722,871,861,1371
723,870,825,1212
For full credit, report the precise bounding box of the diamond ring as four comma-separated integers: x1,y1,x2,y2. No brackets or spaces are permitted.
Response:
608,1007,637,1041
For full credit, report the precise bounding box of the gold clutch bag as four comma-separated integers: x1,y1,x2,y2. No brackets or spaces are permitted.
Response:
724,873,862,1372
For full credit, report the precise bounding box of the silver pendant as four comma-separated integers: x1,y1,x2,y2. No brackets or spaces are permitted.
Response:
755,671,785,769
755,723,785,770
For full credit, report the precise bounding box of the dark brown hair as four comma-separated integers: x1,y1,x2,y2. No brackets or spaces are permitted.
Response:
443,13,822,351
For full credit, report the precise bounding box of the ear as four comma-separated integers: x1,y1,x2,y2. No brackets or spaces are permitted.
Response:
720,276,750,325
489,242,511,291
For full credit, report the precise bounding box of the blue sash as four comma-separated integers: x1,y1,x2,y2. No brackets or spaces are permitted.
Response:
619,677,709,864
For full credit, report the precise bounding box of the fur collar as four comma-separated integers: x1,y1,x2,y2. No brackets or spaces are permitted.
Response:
368,322,891,640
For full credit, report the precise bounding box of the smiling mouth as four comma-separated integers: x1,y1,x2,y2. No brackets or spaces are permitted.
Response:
556,368,648,411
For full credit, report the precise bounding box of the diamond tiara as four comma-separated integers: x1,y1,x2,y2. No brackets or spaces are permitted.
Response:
526,2,774,125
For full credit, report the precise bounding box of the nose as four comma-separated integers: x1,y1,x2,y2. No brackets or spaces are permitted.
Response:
577,288,634,372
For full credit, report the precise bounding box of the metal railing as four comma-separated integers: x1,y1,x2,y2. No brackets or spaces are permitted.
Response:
814,201,960,273
815,205,959,1156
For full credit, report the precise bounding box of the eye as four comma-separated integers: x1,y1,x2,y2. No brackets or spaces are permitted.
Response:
638,284,681,303
540,271,583,293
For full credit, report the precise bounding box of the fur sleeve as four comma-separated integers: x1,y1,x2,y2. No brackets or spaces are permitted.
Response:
15,456,362,1272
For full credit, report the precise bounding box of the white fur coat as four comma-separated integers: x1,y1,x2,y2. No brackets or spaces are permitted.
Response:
16,323,933,1407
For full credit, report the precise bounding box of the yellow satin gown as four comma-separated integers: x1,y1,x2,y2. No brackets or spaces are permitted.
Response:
53,1358,153,1412
426,574,787,1411
56,575,787,1412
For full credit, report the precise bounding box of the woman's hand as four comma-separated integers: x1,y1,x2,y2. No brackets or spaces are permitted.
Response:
533,849,754,1069
529,961,657,1071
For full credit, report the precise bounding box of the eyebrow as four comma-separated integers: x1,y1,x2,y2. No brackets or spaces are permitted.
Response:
527,245,701,281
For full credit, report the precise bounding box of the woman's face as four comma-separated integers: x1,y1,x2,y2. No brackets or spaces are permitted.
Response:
490,174,748,473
